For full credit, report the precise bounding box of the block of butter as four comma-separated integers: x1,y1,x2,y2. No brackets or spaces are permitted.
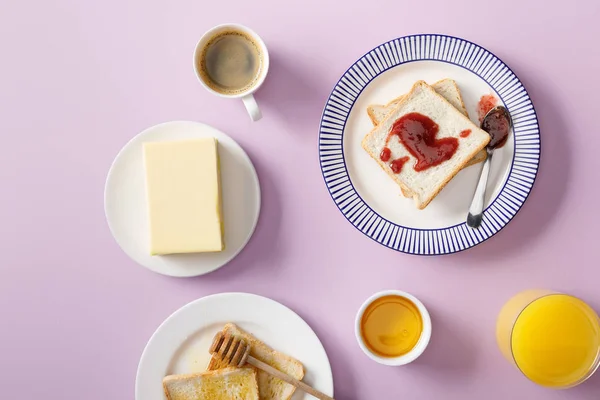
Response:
143,138,224,255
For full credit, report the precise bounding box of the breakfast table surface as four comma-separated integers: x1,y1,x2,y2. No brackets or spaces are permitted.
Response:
1,1,600,399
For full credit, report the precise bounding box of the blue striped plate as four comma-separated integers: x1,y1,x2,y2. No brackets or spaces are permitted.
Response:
319,34,540,255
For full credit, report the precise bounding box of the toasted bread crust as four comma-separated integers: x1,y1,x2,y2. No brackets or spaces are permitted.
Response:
164,382,172,400
366,105,381,126
465,148,487,167
361,80,490,209
441,78,470,119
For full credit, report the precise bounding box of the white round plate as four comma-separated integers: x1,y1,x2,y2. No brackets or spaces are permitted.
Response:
105,121,261,276
319,34,540,255
135,293,334,400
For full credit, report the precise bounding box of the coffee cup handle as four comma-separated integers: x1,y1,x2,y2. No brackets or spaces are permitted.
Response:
242,94,262,121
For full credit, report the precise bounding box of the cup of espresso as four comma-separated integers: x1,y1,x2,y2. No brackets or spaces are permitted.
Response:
194,24,269,121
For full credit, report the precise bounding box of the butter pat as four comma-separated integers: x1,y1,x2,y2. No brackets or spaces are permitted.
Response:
143,138,224,255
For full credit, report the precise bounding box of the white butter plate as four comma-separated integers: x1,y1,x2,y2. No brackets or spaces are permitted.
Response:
105,121,260,277
319,34,540,255
135,293,334,400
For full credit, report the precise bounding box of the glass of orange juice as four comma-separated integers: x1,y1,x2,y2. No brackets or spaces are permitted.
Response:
497,290,600,388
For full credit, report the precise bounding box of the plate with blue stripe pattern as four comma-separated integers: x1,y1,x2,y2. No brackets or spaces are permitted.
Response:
319,35,540,255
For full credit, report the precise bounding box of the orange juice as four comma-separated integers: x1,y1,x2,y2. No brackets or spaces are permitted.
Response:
497,290,600,388
360,295,423,357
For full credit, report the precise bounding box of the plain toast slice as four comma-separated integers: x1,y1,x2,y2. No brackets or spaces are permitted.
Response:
362,80,490,209
163,367,259,400
367,79,487,171
207,323,305,400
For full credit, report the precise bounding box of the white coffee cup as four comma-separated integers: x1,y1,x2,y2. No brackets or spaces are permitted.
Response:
193,23,269,121
355,290,432,366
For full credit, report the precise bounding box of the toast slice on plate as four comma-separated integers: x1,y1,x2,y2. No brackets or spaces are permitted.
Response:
367,79,487,170
163,367,259,400
207,323,305,400
362,80,490,210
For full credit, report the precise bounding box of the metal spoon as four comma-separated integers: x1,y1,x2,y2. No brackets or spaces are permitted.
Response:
466,106,512,228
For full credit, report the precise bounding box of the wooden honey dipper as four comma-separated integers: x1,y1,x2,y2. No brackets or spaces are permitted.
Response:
209,332,334,400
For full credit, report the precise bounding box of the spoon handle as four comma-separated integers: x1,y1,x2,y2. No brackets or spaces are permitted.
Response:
467,150,493,228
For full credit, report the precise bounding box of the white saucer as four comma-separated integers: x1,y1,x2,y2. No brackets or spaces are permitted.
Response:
135,293,334,400
104,121,261,277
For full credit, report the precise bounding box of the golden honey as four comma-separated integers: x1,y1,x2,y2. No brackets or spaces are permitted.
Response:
360,295,423,357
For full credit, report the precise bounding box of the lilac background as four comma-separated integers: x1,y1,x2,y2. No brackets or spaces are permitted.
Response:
1,1,599,399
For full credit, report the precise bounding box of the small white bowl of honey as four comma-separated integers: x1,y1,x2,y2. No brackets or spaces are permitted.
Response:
355,290,432,366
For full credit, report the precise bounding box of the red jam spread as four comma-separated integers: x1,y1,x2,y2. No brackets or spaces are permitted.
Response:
459,129,471,138
380,147,391,162
386,112,458,172
390,156,409,174
482,109,510,149
478,94,497,123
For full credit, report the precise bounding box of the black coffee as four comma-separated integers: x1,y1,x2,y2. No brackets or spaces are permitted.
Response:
198,31,262,94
